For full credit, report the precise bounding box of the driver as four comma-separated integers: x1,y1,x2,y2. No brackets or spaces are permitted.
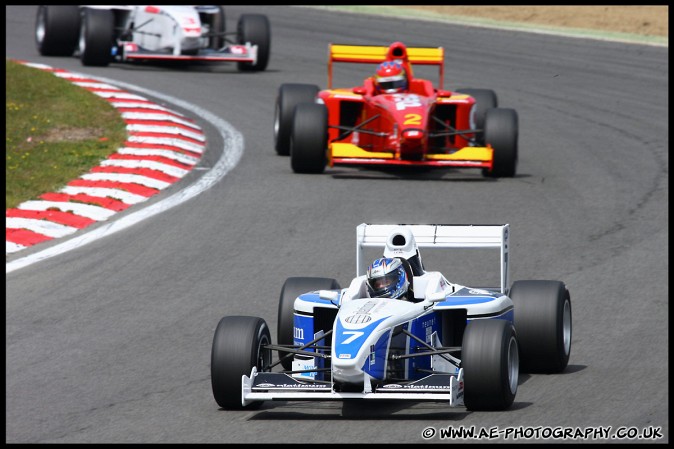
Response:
373,61,408,94
366,257,414,301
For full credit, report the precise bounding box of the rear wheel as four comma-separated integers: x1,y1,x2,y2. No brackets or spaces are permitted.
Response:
462,319,519,411
211,316,272,409
209,6,226,50
35,5,80,56
278,277,341,370
237,14,270,71
291,103,328,174
274,84,320,156
456,88,498,145
79,7,113,67
483,108,518,178
510,280,572,373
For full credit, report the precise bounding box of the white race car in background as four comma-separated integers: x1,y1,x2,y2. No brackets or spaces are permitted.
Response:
35,5,270,71
211,223,573,411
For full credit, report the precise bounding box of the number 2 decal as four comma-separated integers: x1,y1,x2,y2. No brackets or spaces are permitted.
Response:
404,114,422,125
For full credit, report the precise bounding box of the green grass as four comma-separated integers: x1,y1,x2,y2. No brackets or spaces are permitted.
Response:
5,59,128,209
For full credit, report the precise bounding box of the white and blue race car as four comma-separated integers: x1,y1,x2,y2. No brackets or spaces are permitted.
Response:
211,224,572,411
35,5,270,70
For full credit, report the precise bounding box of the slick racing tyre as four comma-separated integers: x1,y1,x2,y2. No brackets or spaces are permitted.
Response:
455,88,498,146
483,108,518,178
208,6,226,50
211,316,272,409
35,5,80,57
278,277,341,371
291,103,328,174
463,319,519,411
237,14,270,71
79,7,114,67
510,280,572,373
274,84,320,156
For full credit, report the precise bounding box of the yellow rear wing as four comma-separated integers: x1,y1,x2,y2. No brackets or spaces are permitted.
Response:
328,43,445,89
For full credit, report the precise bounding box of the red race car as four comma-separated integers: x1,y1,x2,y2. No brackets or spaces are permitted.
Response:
274,41,517,177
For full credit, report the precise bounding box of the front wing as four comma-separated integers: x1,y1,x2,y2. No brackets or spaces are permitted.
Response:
241,367,465,407
118,43,258,64
329,143,493,169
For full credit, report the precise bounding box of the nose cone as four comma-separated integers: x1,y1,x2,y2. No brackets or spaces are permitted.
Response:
331,298,413,384
332,358,365,385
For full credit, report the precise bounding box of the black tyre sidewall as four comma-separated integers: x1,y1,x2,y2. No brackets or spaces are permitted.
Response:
237,14,270,71
275,84,320,156
291,103,328,173
277,277,341,371
35,5,80,56
463,319,518,411
211,316,271,409
483,108,518,178
79,8,113,67
511,280,572,373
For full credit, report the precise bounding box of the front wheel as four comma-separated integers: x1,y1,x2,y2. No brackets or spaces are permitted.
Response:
455,88,498,146
483,108,518,178
237,14,270,71
510,280,572,373
462,319,519,411
277,277,341,370
79,7,113,67
211,316,272,409
291,103,328,174
274,84,320,156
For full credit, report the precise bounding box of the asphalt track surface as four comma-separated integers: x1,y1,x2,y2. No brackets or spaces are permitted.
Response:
6,5,668,444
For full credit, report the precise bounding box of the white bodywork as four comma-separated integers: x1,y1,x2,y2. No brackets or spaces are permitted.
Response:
80,5,258,62
127,6,204,54
240,224,515,407
84,5,211,54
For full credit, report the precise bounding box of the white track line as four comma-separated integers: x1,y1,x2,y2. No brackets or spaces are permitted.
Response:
7,78,244,273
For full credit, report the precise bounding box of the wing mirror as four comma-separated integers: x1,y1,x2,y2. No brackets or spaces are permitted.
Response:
352,86,367,95
319,290,339,301
436,89,452,98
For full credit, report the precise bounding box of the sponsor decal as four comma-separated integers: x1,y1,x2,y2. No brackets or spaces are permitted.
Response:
338,354,351,359
355,301,377,314
409,385,450,390
345,314,372,324
380,384,449,390
469,289,492,295
256,383,275,388
294,327,304,340
394,95,422,110
422,317,436,328
262,383,329,389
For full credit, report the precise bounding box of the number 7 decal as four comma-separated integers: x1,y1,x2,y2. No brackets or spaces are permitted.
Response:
341,331,364,344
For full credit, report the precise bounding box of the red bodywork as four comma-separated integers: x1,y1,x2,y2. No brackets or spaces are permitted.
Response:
321,42,492,169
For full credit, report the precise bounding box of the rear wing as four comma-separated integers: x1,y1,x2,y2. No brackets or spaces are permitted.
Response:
356,223,510,294
328,43,445,89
